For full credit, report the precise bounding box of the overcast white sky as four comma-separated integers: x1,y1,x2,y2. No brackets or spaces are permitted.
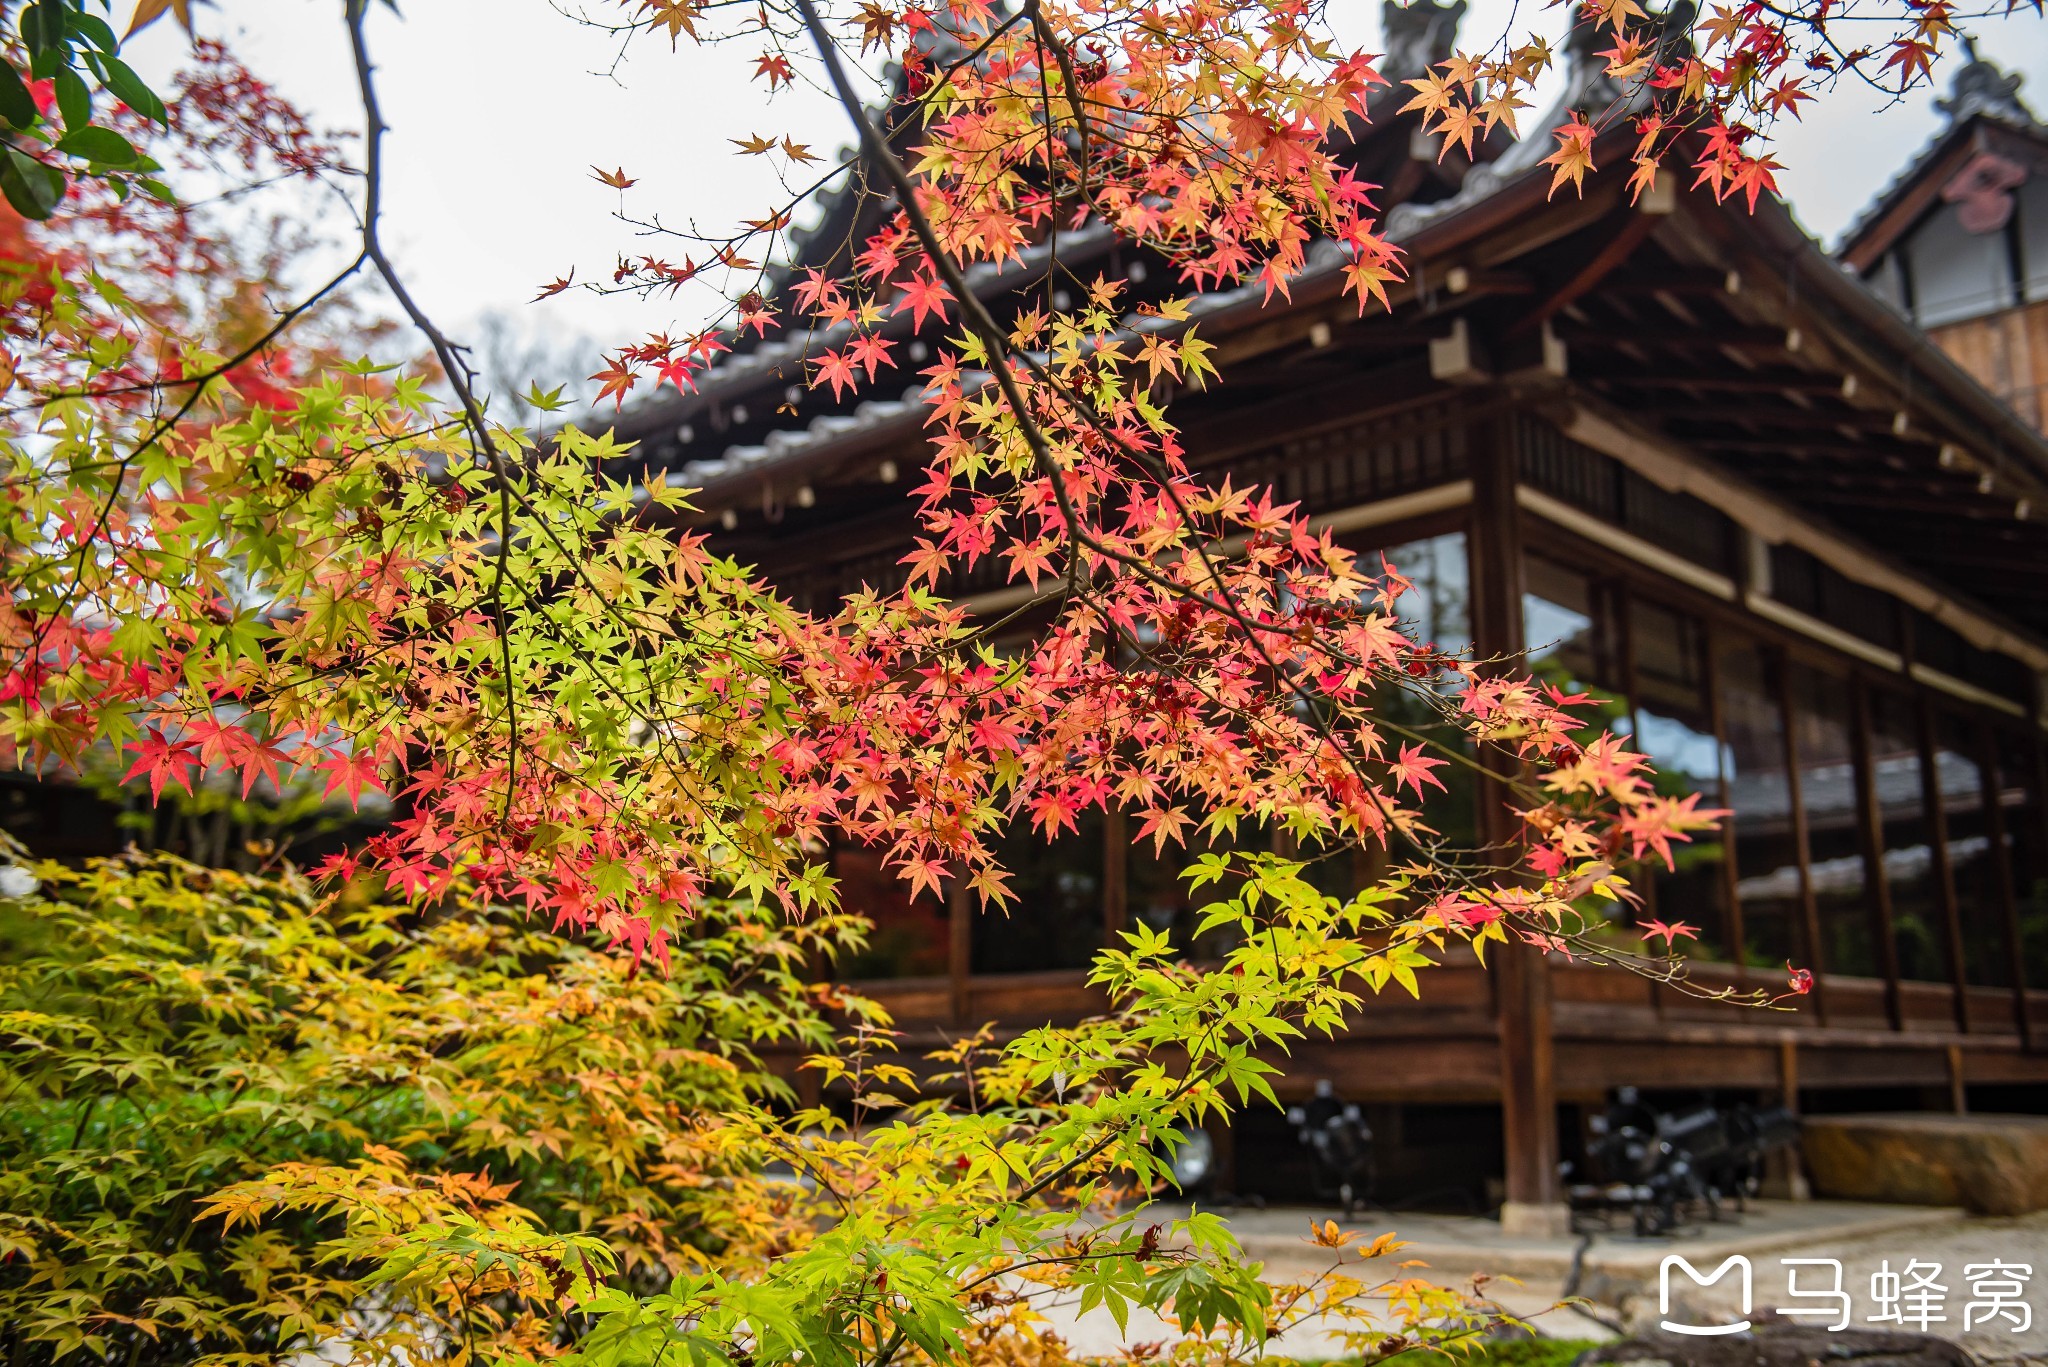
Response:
123,1,2048,375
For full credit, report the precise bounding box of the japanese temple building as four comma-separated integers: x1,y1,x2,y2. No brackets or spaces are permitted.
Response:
598,7,2048,1223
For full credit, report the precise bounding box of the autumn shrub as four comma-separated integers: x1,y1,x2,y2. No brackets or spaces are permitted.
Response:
0,840,869,1364
197,855,1526,1366
0,838,1530,1365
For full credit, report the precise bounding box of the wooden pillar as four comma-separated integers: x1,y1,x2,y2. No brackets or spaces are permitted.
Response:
1759,1034,1810,1199
1703,636,1750,974
948,868,972,1027
1775,660,1827,1023
1202,1112,1237,1200
1849,682,1905,1031
1947,1043,1968,1114
1978,725,2031,1046
1468,410,1566,1234
1916,694,1971,1033
2031,733,2048,1039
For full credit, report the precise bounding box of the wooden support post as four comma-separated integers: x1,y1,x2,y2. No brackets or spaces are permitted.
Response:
1978,725,2031,1046
1947,1043,1968,1114
795,1057,824,1111
949,868,972,1028
1203,1113,1238,1201
1469,410,1567,1236
2031,734,2048,1041
1760,1035,1810,1199
1849,682,1905,1031
1703,636,1750,974
1775,660,1827,1022
1917,694,1971,1034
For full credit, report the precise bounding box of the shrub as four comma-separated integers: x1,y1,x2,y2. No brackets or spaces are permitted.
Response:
0,841,866,1363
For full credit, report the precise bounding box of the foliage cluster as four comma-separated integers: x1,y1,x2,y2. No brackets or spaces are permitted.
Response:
0,0,1965,1356
0,840,860,1363
0,841,1533,1365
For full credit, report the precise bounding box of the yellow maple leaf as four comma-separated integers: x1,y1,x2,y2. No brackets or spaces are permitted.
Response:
1543,119,1596,198
639,0,702,46
125,0,194,38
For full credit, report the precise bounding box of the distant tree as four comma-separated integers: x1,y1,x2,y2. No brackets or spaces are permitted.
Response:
472,308,600,427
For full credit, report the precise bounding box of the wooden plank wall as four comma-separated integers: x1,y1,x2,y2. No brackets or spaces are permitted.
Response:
1928,298,2048,432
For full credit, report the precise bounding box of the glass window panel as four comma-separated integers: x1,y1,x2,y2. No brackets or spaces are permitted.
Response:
1786,663,1877,978
975,812,1105,973
1721,639,1804,970
1994,737,2048,991
1932,714,2009,989
1869,690,1950,983
834,844,950,979
1523,555,1629,741
1521,557,1632,943
1628,597,1732,959
1380,531,1471,657
1352,531,1475,866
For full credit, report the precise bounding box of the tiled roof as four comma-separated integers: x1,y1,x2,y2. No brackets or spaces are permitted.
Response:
1834,40,2048,256
613,0,1660,502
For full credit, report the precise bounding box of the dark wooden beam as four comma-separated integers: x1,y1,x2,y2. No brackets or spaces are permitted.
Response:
1685,483,1975,517
1557,323,1791,352
1902,544,2048,574
1601,271,1745,299
1680,436,1932,460
1508,212,1662,340
1645,405,1939,437
948,869,972,1027
1717,471,1972,502
1705,634,1750,980
1586,373,1845,396
1102,807,1127,945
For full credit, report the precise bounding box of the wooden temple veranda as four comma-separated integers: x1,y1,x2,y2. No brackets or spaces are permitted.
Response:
610,12,2048,1212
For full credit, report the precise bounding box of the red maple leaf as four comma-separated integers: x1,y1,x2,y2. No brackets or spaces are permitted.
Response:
893,274,955,331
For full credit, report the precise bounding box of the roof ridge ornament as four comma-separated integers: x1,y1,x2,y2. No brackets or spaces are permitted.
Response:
1380,0,1467,90
1482,0,1695,182
1935,37,2036,129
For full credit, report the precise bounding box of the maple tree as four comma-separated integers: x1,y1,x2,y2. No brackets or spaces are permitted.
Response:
0,0,1998,1357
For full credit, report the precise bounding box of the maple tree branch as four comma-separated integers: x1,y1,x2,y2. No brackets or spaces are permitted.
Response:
1028,3,1092,213
9,257,367,679
796,0,1566,922
345,0,521,818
